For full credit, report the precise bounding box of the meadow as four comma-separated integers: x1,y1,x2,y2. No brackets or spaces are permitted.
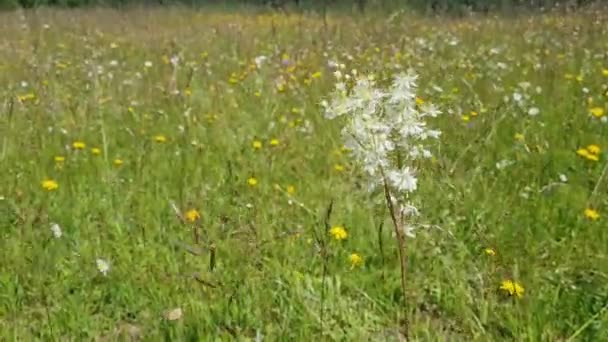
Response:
1,4,607,340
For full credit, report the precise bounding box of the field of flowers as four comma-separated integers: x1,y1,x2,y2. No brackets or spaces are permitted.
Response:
1,5,607,340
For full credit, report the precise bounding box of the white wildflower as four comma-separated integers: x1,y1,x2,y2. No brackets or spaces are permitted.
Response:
50,223,62,238
96,258,110,276
559,174,568,183
323,69,441,238
144,61,153,68
528,107,540,116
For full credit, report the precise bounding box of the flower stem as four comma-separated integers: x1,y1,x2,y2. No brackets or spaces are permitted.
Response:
381,172,410,338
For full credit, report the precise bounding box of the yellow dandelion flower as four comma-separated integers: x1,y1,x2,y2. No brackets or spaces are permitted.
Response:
154,135,167,143
252,140,262,150
17,93,36,103
329,226,348,240
484,248,496,256
499,280,524,298
584,208,600,221
42,179,59,191
590,107,605,118
415,97,424,105
254,91,261,97
286,185,296,195
577,148,594,160
311,71,322,79
54,156,65,163
461,115,470,122
113,159,124,167
587,144,600,155
470,111,478,117
185,209,201,222
334,164,345,172
270,138,280,146
514,133,525,141
248,177,258,187
349,253,363,268
602,68,608,77
91,147,101,155
72,141,86,150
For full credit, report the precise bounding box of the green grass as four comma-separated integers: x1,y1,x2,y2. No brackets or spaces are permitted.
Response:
1,6,608,340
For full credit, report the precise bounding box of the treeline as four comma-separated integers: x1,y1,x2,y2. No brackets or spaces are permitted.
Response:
0,0,600,12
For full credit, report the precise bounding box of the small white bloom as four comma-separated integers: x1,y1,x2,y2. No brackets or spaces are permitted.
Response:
559,174,568,183
144,61,153,68
528,107,540,116
96,259,110,276
50,223,62,238
496,159,515,170
254,55,267,68
513,92,523,102
387,167,418,193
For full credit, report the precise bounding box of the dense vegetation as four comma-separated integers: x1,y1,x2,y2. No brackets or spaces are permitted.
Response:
1,3,607,341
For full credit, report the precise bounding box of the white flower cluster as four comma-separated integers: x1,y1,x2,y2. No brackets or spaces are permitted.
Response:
322,70,441,235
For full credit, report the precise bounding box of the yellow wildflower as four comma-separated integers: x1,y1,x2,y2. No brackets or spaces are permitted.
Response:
270,138,280,146
91,147,101,155
461,115,470,122
154,135,167,143
113,159,124,167
587,144,600,155
42,179,59,191
185,209,201,222
248,177,258,187
470,111,478,117
17,93,36,103
514,133,525,141
334,164,345,172
584,208,600,221
602,68,608,77
349,253,363,268
329,226,348,240
286,185,296,195
72,141,86,150
577,148,598,161
484,248,496,256
252,140,262,150
499,280,524,298
311,71,322,79
590,107,604,118
54,156,65,163
415,97,424,106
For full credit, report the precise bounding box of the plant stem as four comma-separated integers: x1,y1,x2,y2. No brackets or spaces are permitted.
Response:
381,172,409,338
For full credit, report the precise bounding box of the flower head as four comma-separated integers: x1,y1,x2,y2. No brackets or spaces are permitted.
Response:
590,107,604,118
91,147,101,155
248,177,258,187
329,225,348,240
96,258,110,276
587,144,601,155
72,141,86,150
499,280,524,298
584,208,600,220
349,253,363,268
154,135,167,143
484,247,496,256
42,179,58,191
50,223,62,238
185,209,201,222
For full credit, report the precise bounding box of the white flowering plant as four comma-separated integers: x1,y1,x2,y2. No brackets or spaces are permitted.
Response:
322,69,441,332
